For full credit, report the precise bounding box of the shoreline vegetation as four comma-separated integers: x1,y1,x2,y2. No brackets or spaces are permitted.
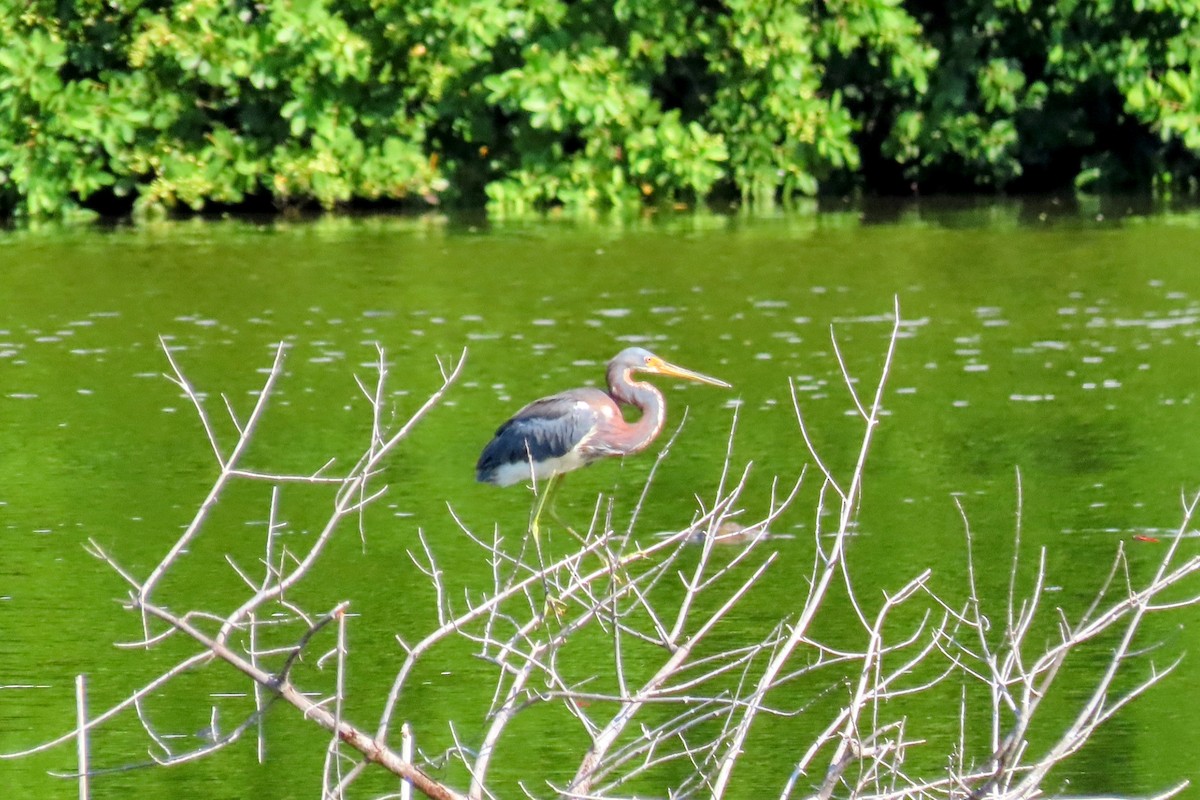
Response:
4,303,1199,799
5,1,1200,220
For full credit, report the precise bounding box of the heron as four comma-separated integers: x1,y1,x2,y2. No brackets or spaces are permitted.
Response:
476,346,731,538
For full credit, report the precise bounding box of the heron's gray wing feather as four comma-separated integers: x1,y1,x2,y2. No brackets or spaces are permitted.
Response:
476,390,607,479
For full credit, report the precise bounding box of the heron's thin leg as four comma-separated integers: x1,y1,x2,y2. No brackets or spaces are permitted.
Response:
529,474,569,618
544,476,584,542
530,472,560,542
530,520,551,605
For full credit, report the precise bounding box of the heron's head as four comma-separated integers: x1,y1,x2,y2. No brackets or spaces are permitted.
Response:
609,347,731,388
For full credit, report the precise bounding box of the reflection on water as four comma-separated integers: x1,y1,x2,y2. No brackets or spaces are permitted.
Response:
2,203,1200,797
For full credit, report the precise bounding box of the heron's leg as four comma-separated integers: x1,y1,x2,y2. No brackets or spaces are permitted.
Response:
545,476,584,542
529,474,569,618
530,472,561,542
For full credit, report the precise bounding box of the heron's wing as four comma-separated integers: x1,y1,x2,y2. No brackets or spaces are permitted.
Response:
476,390,612,483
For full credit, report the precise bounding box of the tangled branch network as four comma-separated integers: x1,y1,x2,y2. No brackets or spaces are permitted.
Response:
5,299,1200,800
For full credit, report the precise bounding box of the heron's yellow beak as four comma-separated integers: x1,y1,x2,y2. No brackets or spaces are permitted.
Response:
646,357,731,388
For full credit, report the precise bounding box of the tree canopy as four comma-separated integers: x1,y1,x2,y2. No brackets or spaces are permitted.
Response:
3,0,1199,218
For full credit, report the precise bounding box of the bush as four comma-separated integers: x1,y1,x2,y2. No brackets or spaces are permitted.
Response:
890,0,1200,193
2,0,1199,218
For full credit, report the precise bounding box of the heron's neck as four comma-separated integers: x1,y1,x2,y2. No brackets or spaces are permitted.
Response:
608,370,665,455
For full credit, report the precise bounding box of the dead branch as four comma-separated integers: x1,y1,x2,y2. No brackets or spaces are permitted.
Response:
7,313,1199,800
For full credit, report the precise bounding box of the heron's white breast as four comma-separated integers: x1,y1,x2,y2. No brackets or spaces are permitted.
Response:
488,448,591,487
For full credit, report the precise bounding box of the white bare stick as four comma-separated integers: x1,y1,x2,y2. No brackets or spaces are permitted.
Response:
22,321,1200,800
322,607,350,799
374,504,733,746
789,378,845,505
469,644,543,799
623,412,690,539
401,723,414,800
253,485,283,764
75,675,89,800
159,335,226,464
805,573,935,799
141,701,271,767
18,347,468,799
0,651,214,759
1006,467,1024,641
217,350,466,644
139,342,289,638
708,404,740,521
1009,490,1200,796
135,598,465,800
228,469,347,484
667,457,763,645
569,554,777,796
829,327,868,420
711,297,901,798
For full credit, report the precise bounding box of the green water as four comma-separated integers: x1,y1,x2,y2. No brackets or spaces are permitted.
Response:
2,201,1200,798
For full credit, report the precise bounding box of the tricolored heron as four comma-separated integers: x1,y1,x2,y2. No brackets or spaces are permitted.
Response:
476,346,731,537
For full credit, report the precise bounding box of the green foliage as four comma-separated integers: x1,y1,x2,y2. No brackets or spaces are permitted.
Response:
889,0,1200,192
3,0,1200,218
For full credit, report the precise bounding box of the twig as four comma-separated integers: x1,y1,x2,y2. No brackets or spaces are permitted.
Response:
712,296,902,798
75,675,89,800
139,341,289,639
